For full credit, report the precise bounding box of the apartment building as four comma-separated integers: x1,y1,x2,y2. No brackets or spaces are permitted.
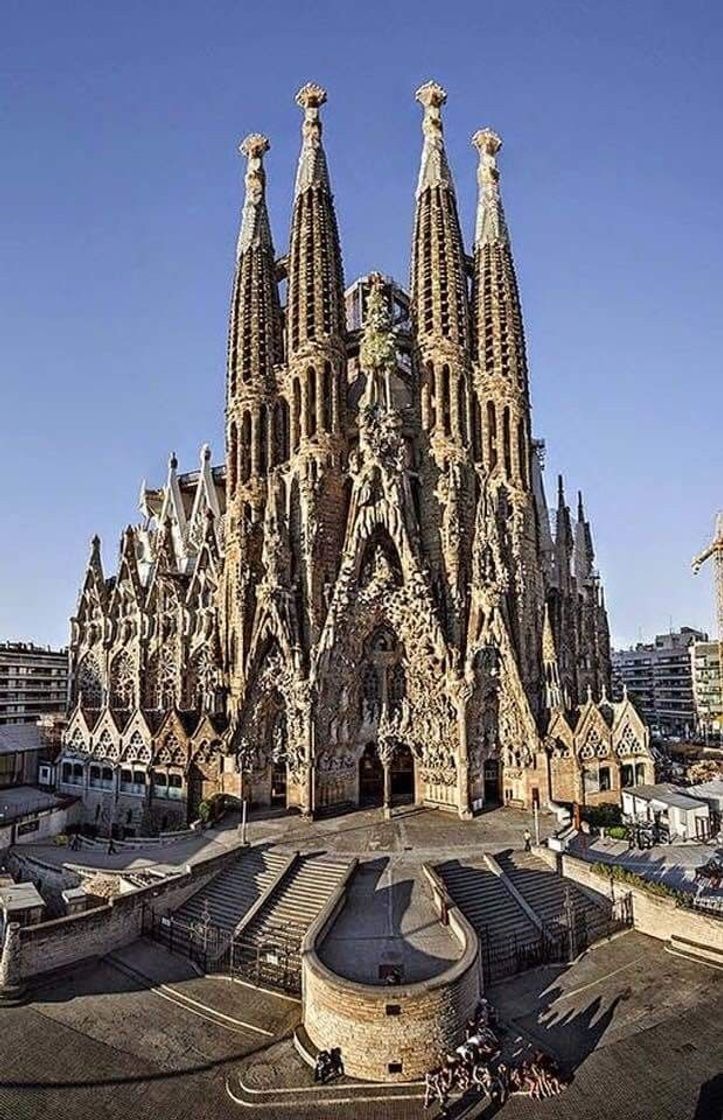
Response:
612,627,705,738
0,642,69,726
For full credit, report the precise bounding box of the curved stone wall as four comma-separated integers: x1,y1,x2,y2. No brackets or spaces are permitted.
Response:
301,865,480,1082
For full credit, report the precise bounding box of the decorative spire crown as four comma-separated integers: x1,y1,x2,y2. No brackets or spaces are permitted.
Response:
237,132,273,258
294,82,330,195
415,80,453,196
472,127,508,246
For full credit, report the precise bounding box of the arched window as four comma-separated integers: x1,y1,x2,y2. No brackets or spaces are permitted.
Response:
77,654,103,708
441,365,451,436
228,421,238,495
458,376,468,445
472,398,483,463
322,363,333,432
307,367,317,438
292,378,301,451
109,651,135,710
428,363,436,430
486,401,497,470
517,417,527,488
240,411,251,484
502,407,512,478
273,398,289,464
258,405,268,475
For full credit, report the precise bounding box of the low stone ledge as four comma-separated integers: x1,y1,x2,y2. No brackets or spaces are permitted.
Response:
301,863,480,1082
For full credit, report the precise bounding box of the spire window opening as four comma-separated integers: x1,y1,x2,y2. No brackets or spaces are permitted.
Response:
274,398,290,464
517,418,528,488
441,365,452,437
322,363,333,432
307,367,317,438
487,401,498,470
292,378,301,452
473,399,483,463
428,363,437,429
259,405,268,475
502,407,512,479
229,422,238,495
458,377,468,445
240,412,252,484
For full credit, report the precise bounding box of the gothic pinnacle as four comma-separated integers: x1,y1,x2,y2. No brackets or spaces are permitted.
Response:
472,127,508,246
294,82,330,195
415,80,453,196
237,133,273,258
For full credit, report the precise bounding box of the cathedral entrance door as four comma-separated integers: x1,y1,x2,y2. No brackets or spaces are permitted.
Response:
390,744,415,804
358,743,384,806
271,760,287,805
483,759,501,804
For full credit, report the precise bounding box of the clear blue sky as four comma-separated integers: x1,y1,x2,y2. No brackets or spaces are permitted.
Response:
1,0,721,650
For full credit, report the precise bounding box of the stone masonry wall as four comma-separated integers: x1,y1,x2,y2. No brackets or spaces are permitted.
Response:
302,863,481,1082
12,848,236,981
303,952,480,1082
538,846,723,954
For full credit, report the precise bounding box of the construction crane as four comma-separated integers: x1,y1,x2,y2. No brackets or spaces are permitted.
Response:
692,512,723,733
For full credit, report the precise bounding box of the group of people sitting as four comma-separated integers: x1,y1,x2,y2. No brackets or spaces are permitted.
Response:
423,998,569,1114
313,1046,344,1084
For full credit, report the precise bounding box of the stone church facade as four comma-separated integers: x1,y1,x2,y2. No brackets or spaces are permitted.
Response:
58,82,653,834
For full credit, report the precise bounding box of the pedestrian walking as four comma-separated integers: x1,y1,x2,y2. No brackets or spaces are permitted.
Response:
523,827,532,852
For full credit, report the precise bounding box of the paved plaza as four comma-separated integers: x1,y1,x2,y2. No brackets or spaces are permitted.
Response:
0,931,720,1120
3,807,722,1120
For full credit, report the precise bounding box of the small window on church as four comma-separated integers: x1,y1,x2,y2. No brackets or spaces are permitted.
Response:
599,766,611,792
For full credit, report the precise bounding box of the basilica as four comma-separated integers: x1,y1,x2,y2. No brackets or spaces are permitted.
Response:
59,82,653,835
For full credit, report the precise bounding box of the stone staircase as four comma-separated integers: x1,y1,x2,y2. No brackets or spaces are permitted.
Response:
436,858,537,944
171,846,289,939
235,854,351,987
495,849,611,938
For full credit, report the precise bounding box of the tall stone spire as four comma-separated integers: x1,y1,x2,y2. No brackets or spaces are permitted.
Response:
227,134,283,400
554,475,574,591
411,81,470,354
287,83,345,354
284,84,348,656
573,490,595,586
224,134,284,702
471,129,528,398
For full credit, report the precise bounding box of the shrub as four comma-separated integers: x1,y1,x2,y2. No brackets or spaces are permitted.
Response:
583,804,622,829
607,826,627,840
588,861,691,905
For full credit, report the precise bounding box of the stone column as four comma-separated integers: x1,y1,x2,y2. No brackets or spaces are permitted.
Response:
300,681,315,820
378,739,395,821
456,681,473,820
0,923,25,1006
383,761,392,820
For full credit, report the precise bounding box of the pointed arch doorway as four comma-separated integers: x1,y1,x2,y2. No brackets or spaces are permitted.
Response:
390,742,415,804
359,743,384,806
